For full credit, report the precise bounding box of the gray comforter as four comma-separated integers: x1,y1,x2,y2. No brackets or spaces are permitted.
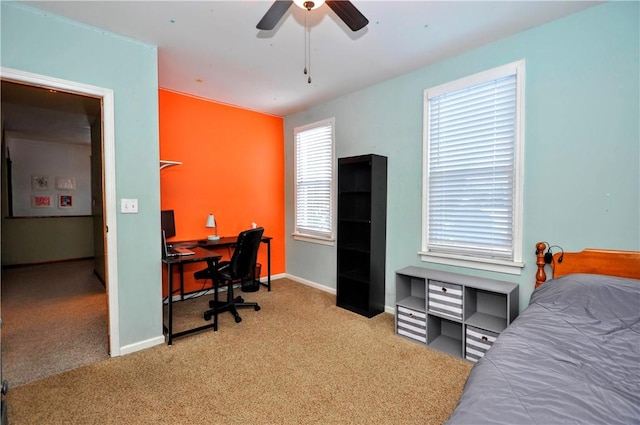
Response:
446,274,640,425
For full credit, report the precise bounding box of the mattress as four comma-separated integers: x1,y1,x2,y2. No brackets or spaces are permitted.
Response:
446,273,640,425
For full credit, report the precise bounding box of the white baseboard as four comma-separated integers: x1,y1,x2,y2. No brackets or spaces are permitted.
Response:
284,273,394,315
284,273,337,295
118,335,165,356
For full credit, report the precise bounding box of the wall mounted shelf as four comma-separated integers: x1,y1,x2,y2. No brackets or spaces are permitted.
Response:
160,160,182,170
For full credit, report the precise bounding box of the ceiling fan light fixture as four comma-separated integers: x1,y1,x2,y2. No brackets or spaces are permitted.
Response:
293,0,325,11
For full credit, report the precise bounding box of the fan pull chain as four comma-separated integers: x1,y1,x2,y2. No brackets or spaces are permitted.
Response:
307,21,312,84
303,15,308,77
303,14,311,84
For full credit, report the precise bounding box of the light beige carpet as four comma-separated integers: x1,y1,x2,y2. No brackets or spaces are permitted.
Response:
2,260,108,387
7,278,472,425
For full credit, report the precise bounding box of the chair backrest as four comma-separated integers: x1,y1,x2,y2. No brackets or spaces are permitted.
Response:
229,227,264,280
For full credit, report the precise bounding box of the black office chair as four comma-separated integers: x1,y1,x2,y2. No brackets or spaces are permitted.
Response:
194,227,264,332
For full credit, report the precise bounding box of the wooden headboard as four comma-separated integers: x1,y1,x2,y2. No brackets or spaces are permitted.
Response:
535,242,640,288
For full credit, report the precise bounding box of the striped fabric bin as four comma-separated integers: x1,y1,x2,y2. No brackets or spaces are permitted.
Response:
465,325,499,362
428,280,463,319
396,306,427,344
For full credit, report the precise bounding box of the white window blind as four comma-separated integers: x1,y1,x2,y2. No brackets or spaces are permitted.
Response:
294,118,334,240
425,67,521,262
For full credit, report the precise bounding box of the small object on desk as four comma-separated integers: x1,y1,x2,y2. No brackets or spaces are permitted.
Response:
162,230,195,257
198,240,207,245
173,247,195,256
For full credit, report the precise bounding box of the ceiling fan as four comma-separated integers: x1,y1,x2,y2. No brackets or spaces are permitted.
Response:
257,0,369,32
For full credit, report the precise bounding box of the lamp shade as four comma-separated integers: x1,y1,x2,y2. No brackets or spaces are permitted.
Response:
205,214,216,228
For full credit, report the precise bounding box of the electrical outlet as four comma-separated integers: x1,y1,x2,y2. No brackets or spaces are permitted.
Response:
121,198,138,213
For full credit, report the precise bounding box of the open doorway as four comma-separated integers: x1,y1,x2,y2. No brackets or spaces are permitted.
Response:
1,80,106,385
0,68,120,387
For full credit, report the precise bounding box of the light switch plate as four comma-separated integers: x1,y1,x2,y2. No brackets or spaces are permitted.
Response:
121,198,138,213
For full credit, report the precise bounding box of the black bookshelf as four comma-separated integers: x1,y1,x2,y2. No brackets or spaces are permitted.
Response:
336,154,387,317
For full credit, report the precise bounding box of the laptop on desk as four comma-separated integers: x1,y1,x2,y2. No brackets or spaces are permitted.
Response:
162,230,195,258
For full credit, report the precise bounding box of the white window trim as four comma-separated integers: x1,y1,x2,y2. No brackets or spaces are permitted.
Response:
291,233,335,245
292,117,336,246
420,60,526,275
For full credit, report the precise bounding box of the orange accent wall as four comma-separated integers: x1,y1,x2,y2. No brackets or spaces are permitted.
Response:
159,89,285,295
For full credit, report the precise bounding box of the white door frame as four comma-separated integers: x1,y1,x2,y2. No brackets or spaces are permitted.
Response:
0,66,120,356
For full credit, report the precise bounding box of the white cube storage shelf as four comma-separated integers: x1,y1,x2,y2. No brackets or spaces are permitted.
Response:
395,266,519,361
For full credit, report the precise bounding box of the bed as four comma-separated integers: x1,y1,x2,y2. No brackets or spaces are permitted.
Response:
446,243,640,425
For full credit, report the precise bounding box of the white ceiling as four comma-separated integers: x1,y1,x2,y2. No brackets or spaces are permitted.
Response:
17,0,602,117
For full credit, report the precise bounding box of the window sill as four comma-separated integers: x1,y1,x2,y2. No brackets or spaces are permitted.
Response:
419,251,524,275
292,233,335,246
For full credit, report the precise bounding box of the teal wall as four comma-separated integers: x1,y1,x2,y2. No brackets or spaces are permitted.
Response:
284,2,640,312
1,4,162,349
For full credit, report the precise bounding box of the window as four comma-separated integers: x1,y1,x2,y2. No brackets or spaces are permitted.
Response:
421,61,525,274
293,117,335,244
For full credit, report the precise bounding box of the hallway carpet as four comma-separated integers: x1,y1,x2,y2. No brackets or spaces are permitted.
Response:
2,260,108,387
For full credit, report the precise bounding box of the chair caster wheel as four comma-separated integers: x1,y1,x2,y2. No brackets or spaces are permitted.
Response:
235,316,242,323
204,312,211,321
255,306,261,311
237,297,245,303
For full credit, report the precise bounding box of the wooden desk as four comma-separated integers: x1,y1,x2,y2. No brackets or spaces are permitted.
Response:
162,247,221,345
172,235,272,294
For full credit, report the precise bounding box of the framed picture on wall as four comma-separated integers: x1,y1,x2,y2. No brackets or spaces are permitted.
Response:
32,195,52,208
31,175,49,191
55,176,76,190
58,194,73,209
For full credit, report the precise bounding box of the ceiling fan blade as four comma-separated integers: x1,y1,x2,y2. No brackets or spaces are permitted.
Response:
326,1,369,32
257,1,293,30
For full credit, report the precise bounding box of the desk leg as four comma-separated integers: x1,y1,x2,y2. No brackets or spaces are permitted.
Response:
258,239,272,291
267,239,271,291
167,263,174,346
210,258,219,332
179,263,184,301
167,256,219,343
